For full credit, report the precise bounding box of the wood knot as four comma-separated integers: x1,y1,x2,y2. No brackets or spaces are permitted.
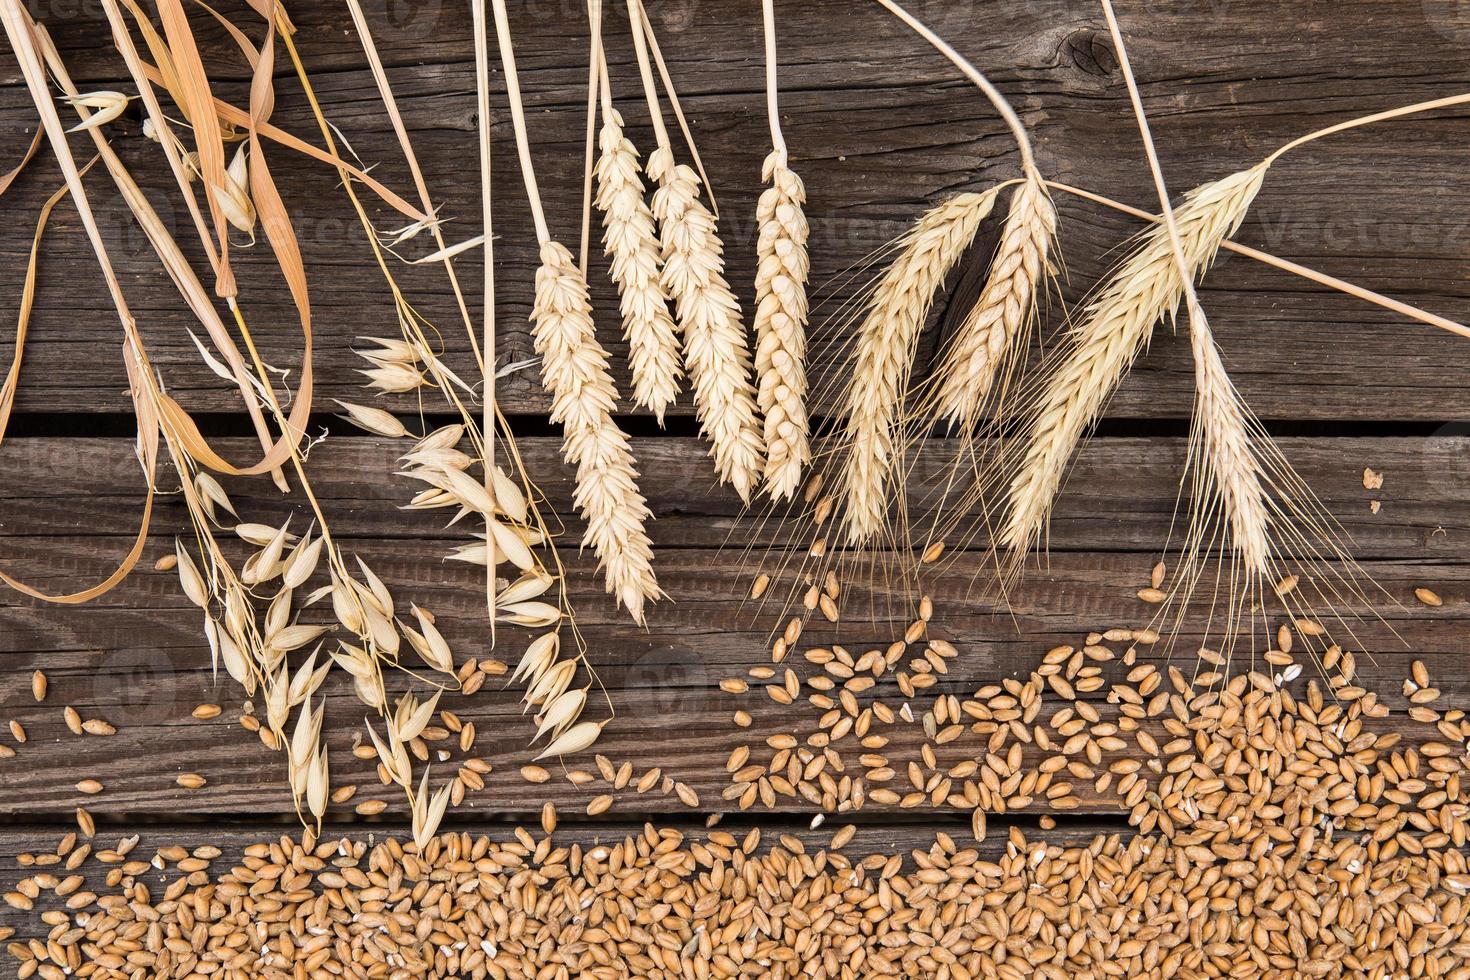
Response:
1061,28,1116,78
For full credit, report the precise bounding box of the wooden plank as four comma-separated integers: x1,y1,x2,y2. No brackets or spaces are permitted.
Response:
0,435,1462,818
2,1,1469,418
0,435,1459,559
0,535,1462,818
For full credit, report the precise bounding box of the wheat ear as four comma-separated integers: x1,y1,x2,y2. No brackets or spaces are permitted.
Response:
1003,164,1267,555
595,107,682,423
929,173,1054,429
532,240,658,623
841,190,998,545
754,150,811,501
1187,311,1270,576
647,145,765,501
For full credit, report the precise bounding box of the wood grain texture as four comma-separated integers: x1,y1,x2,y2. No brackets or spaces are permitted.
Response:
1,0,1469,866
0,439,1462,820
0,0,1467,417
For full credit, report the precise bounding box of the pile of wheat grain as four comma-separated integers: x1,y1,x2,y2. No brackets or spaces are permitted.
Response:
7,784,1470,977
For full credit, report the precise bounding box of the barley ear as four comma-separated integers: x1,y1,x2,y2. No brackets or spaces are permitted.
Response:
595,107,682,423
648,145,765,502
531,240,658,623
930,173,1055,429
840,190,997,545
754,150,811,501
1003,164,1266,556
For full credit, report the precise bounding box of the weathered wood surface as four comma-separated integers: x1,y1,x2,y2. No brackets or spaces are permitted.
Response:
1,0,1469,418
0,435,1463,819
2,0,1470,950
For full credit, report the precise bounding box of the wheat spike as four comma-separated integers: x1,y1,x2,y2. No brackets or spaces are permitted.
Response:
753,150,811,502
930,174,1055,428
647,145,765,502
595,108,682,424
1187,304,1271,577
531,240,658,623
841,190,997,545
1004,164,1267,555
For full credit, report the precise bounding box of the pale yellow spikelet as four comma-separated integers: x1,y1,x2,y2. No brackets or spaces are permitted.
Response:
1187,304,1271,578
531,240,658,623
647,145,765,502
753,150,811,502
595,108,682,423
930,173,1055,428
1004,164,1267,555
841,190,998,545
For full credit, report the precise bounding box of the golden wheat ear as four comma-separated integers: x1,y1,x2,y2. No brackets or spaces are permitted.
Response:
837,190,1000,548
594,106,683,424
1002,163,1268,563
753,0,813,504
1097,0,1385,662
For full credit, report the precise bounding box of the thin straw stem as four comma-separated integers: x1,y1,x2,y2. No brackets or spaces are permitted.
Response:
580,0,602,273
761,0,786,164
489,0,550,245
471,0,498,633
345,0,478,369
627,0,671,149
634,0,718,217
1097,0,1197,317
1267,90,1470,166
873,0,1035,173
1046,180,1470,342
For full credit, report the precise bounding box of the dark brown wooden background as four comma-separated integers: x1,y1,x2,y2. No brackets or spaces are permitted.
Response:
1,0,1468,938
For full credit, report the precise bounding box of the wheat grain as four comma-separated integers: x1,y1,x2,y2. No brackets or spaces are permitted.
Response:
929,174,1055,429
753,150,811,501
595,108,682,423
1004,164,1266,554
531,240,658,623
841,191,997,544
648,146,765,502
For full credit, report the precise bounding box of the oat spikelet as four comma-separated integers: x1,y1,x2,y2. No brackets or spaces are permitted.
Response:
841,191,997,545
595,108,681,423
647,145,764,502
1004,164,1267,554
1187,305,1271,578
930,174,1055,428
753,150,811,502
531,240,658,623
